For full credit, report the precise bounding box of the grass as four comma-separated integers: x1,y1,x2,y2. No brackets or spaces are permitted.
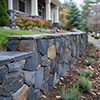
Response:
0,29,71,46
0,29,46,46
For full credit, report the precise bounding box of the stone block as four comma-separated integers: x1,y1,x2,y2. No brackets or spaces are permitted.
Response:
48,74,54,91
24,71,36,86
7,40,19,51
41,81,49,94
47,45,56,60
0,66,8,84
2,72,24,96
44,66,50,81
55,38,61,54
54,73,59,86
35,67,44,89
50,57,57,74
41,55,51,67
48,39,54,47
18,40,37,53
37,39,48,55
35,89,42,100
25,53,42,71
57,63,69,77
27,86,35,100
12,84,29,100
7,59,25,72
0,97,11,100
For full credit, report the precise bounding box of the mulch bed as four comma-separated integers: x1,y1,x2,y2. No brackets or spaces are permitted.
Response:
39,45,100,100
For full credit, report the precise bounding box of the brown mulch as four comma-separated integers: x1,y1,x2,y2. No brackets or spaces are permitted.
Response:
0,46,6,52
39,45,100,100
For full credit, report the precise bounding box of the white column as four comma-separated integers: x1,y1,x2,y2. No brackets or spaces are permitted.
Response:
31,0,38,16
51,8,54,22
55,6,59,23
45,0,51,20
8,0,13,10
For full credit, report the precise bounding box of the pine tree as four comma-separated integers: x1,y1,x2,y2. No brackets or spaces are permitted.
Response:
82,0,94,20
66,1,82,29
0,0,9,26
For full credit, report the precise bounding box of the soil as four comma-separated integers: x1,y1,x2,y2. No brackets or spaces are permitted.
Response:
0,46,6,52
39,45,100,100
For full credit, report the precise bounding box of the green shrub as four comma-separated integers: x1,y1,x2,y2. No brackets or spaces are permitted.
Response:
0,0,9,26
79,69,92,77
90,53,96,58
88,41,94,46
78,77,92,92
85,58,95,66
91,34,95,37
90,45,95,49
94,36,100,39
59,84,81,100
89,49,96,54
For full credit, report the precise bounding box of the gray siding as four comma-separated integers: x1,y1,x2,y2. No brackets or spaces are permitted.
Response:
26,0,31,14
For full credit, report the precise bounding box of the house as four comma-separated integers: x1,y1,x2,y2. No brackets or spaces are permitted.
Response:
5,0,62,28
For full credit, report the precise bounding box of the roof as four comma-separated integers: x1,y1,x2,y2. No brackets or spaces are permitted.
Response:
51,0,62,6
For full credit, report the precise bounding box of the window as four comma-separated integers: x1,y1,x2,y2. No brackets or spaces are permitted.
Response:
19,0,25,12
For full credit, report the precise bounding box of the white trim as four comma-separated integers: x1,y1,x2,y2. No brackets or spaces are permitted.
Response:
8,0,13,10
45,0,51,20
55,6,59,23
31,0,38,16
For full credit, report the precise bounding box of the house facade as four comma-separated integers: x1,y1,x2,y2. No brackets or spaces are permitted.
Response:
5,0,62,27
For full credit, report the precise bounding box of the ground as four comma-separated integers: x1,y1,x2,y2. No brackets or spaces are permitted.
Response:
39,43,100,100
88,37,100,49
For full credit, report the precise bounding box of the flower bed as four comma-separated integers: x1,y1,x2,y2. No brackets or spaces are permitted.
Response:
15,15,50,29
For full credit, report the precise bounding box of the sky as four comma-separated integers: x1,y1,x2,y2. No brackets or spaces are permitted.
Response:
60,0,84,8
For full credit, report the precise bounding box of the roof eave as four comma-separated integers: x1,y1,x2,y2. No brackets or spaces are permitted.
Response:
51,0,62,6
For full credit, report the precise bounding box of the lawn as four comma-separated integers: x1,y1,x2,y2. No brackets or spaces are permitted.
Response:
0,29,71,46
0,29,46,46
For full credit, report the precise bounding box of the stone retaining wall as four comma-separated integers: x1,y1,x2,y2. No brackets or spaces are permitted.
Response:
0,32,88,100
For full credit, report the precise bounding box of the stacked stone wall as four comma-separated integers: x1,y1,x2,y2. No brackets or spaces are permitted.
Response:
0,32,88,100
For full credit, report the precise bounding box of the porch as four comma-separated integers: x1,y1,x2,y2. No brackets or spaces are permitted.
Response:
5,0,61,23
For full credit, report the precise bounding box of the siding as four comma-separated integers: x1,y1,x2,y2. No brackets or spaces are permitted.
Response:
26,0,31,14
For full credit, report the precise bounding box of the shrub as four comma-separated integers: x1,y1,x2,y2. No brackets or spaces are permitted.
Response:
85,58,95,66
89,49,96,54
62,25,73,31
78,77,92,92
15,16,43,28
15,16,50,29
94,36,100,39
0,0,9,26
91,34,95,37
90,53,96,58
59,84,81,100
88,41,94,47
79,69,92,77
42,20,50,29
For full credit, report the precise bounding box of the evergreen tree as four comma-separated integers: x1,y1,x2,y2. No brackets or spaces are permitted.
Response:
66,1,82,29
0,0,9,26
82,0,94,20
